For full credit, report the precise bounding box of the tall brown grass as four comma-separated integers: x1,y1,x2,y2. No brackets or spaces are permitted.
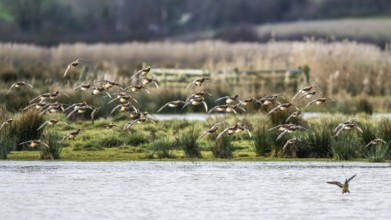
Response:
1,41,391,98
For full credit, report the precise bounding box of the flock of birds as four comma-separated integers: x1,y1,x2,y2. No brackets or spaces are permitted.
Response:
1,58,386,194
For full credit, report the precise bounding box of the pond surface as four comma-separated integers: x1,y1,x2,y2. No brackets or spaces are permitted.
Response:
0,161,390,220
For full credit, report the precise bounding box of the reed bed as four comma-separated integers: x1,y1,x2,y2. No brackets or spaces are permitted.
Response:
1,41,391,98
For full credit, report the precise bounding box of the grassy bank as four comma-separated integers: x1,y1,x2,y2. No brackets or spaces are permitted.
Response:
1,114,390,162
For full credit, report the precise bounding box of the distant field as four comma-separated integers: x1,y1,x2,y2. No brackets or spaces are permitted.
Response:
256,18,391,46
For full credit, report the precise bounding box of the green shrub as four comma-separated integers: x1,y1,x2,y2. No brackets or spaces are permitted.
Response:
252,126,272,156
0,134,16,159
363,141,390,162
356,97,373,115
40,131,64,160
10,110,44,150
378,119,391,141
301,126,333,158
179,127,202,158
332,136,358,160
148,137,176,159
74,139,104,151
124,130,149,146
98,133,124,148
213,134,233,158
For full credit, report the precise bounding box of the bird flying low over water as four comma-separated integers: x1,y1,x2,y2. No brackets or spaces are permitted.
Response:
304,97,335,107
30,91,69,103
130,66,159,79
327,174,357,194
157,100,185,112
364,138,386,148
7,81,33,94
258,95,284,106
37,119,70,130
292,85,323,100
285,111,303,123
276,125,307,141
182,97,208,112
62,129,81,141
138,77,160,89
282,137,302,152
0,118,13,130
197,121,225,141
215,94,239,104
18,139,49,148
216,124,251,140
186,90,212,102
267,102,299,115
334,119,363,137
73,82,94,92
185,76,215,89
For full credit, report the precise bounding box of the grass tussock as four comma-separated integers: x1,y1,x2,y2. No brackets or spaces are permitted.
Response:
179,126,202,158
252,126,273,156
40,130,64,160
9,110,45,150
123,130,149,146
301,126,333,158
363,142,390,162
331,136,359,160
213,134,233,159
0,133,16,159
147,137,176,159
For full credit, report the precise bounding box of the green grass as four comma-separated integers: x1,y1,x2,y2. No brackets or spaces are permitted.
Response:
0,115,390,162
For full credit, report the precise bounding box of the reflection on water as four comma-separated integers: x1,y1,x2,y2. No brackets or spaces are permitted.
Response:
0,161,390,220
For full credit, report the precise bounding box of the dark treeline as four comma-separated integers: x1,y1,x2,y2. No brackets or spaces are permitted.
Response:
0,0,391,45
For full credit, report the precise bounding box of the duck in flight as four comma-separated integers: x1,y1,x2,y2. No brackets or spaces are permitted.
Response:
327,174,357,194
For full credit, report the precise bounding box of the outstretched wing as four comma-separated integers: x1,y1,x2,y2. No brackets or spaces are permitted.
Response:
63,64,71,77
347,174,357,183
334,125,346,137
37,121,49,130
18,140,31,145
267,105,280,115
41,142,50,148
245,129,252,138
327,181,343,188
197,131,209,141
304,99,317,107
215,96,227,102
291,90,303,100
130,68,143,80
152,81,159,89
107,97,120,104
181,101,191,110
123,119,139,130
185,79,197,89
285,112,295,123
216,128,229,140
157,102,170,112
202,101,208,113
282,141,291,151
7,83,17,94
142,87,151,94
355,126,363,133
66,109,78,119
276,130,288,141
110,104,122,114
25,82,33,88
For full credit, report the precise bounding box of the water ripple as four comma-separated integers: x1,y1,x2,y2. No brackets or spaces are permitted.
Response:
0,161,390,220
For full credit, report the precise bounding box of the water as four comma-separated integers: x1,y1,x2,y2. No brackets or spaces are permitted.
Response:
1,161,390,220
